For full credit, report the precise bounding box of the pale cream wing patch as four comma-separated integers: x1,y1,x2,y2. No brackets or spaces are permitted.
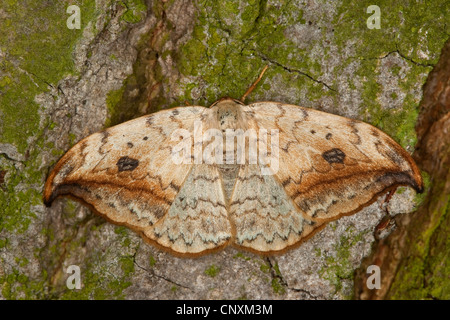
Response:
44,106,206,240
145,164,232,255
229,164,320,253
243,102,423,222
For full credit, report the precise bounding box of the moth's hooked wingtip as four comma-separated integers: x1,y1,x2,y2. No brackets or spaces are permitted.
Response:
43,197,53,208
414,171,425,194
43,185,67,207
43,187,55,207
408,175,425,194
415,182,425,194
43,175,57,207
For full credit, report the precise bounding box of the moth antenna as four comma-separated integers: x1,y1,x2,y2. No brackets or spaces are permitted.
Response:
240,65,269,103
380,187,397,214
375,215,395,240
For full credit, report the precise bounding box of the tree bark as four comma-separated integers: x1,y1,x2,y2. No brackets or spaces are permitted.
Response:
1,1,448,300
355,38,450,300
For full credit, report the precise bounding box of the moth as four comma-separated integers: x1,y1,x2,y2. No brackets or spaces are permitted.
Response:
44,67,423,257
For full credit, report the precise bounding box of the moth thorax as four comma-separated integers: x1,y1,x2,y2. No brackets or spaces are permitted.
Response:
213,102,248,165
214,100,247,131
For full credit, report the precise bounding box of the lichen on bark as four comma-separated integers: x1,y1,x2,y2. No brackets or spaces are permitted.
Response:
355,38,450,300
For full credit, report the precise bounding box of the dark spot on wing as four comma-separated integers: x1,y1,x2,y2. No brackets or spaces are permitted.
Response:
172,110,179,116
326,133,332,140
101,131,109,144
322,148,346,164
170,182,181,192
143,136,148,140
127,142,133,148
311,130,316,134
99,131,110,154
116,156,139,172
153,206,165,219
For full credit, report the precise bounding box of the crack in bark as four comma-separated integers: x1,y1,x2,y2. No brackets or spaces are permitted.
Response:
266,257,319,299
393,49,435,68
0,53,55,90
256,52,337,92
288,287,320,299
355,47,435,68
266,257,287,288
133,259,194,292
27,70,55,89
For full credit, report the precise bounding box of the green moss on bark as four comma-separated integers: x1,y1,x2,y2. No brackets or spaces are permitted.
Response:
60,259,133,300
0,0,98,300
0,0,97,153
271,278,285,295
333,0,448,151
0,0,97,230
319,226,367,298
0,267,48,299
120,0,147,24
388,194,450,299
176,0,330,107
204,264,221,277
